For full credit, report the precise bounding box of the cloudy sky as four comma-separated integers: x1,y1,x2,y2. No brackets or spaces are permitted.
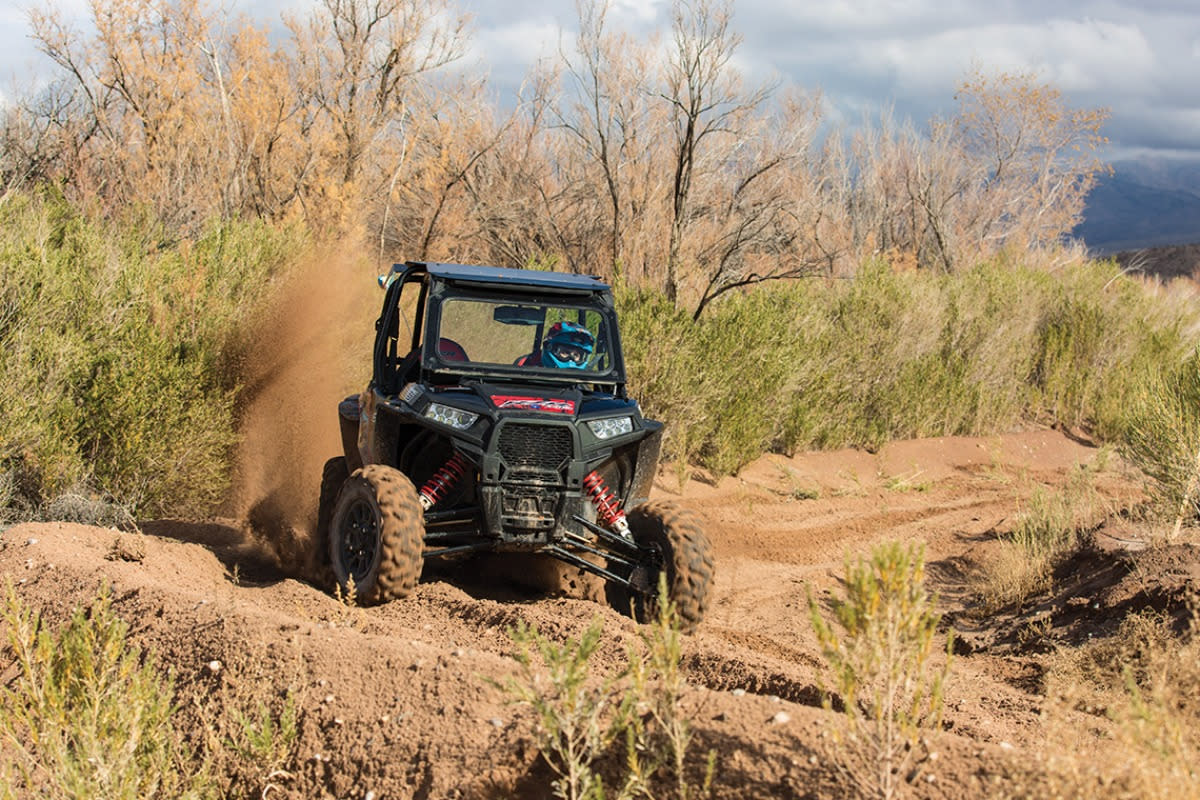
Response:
3,0,1198,162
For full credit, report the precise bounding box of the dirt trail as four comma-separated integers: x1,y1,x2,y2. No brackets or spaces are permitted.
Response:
1,429,1193,799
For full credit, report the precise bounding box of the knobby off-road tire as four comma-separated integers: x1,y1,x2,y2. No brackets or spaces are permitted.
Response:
312,456,349,586
611,500,714,632
329,464,425,604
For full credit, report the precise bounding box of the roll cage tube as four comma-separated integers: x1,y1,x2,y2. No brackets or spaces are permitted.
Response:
373,266,429,394
373,261,630,395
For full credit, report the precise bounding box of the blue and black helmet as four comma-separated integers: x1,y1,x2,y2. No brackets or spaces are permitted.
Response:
540,321,595,369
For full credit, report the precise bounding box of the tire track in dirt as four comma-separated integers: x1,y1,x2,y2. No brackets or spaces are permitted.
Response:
701,486,1017,563
679,479,1027,691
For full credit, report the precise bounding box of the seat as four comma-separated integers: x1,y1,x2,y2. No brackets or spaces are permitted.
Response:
438,338,469,362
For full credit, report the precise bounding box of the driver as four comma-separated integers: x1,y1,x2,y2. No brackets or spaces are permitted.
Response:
539,321,595,369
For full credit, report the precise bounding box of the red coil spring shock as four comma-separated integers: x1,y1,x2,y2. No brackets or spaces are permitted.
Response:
583,471,630,537
419,453,470,510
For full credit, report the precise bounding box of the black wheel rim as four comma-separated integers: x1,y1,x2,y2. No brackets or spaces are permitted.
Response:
633,542,666,596
340,497,379,581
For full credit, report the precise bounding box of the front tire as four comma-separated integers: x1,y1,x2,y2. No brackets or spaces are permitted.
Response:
609,501,714,632
329,464,425,604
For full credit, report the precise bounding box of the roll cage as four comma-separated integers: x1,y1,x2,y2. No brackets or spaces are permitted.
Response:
373,262,628,397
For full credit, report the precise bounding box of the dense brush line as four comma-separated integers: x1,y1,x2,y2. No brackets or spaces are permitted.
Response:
0,191,302,519
619,260,1198,479
0,190,1195,521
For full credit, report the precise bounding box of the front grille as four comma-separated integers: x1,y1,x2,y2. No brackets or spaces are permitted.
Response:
497,424,573,475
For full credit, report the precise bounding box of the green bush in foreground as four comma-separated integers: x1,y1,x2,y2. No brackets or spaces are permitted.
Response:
0,581,214,799
497,580,714,799
627,577,717,799
810,542,952,800
224,691,300,798
498,618,633,800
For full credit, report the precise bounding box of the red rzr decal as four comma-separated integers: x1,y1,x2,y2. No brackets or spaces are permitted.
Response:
490,395,576,414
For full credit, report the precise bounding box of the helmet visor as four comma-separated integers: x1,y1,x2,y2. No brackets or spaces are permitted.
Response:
548,341,592,366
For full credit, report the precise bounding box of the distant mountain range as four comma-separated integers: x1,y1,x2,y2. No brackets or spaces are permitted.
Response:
1075,158,1200,254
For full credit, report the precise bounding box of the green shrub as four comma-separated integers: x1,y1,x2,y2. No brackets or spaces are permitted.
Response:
226,691,300,798
1119,348,1200,535
0,581,215,799
497,584,716,800
497,619,633,800
0,190,303,518
628,576,716,800
618,257,1195,479
976,460,1104,610
3,185,1191,515
809,542,952,800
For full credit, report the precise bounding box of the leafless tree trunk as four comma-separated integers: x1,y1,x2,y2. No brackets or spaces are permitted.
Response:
689,92,829,319
662,0,771,302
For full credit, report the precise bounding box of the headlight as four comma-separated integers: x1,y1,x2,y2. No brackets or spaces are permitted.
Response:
587,416,634,440
424,403,479,430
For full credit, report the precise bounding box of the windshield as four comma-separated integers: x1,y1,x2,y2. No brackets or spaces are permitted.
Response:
433,298,615,376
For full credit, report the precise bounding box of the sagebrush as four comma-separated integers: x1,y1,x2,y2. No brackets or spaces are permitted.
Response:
620,259,1194,479
498,584,715,799
498,618,632,800
0,191,302,519
1119,348,1200,537
809,542,952,800
0,581,214,799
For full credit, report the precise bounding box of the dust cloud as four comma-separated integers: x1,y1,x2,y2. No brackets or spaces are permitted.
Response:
226,250,381,576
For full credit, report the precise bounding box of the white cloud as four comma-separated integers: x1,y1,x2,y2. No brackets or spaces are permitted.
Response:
467,18,562,67
608,0,666,26
773,0,961,34
852,18,1156,95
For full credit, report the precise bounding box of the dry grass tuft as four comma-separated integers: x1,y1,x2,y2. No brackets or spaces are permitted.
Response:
1039,602,1200,798
977,462,1105,610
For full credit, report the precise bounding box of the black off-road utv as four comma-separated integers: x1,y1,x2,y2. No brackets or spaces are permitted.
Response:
316,262,713,628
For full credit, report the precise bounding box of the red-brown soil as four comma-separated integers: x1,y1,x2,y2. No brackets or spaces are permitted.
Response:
3,429,1198,798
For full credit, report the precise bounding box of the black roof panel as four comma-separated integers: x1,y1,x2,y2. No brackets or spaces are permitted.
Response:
403,261,610,292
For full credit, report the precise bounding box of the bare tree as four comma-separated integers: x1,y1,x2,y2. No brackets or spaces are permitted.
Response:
27,0,307,228
0,84,84,203
374,77,531,262
953,68,1110,257
550,0,842,311
286,0,467,190
553,0,660,279
847,69,1109,273
689,91,828,319
661,0,771,303
28,0,221,228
